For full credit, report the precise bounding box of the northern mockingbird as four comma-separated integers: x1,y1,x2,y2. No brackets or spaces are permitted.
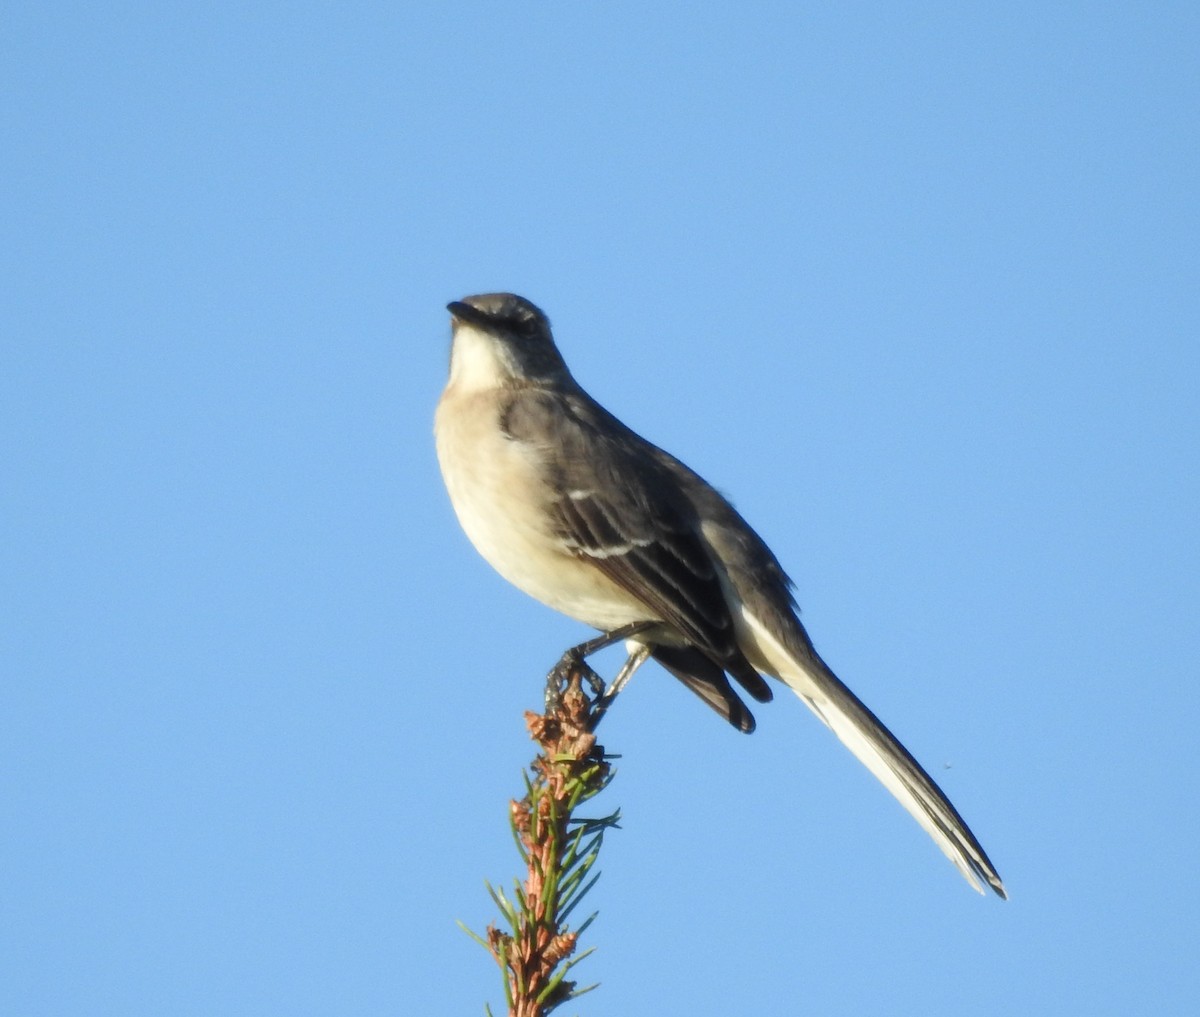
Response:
435,292,1006,898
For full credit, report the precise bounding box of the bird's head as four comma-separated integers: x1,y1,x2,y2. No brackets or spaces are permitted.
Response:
445,293,569,391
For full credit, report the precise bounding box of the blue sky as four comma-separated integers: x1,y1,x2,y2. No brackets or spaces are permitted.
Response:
3,3,1198,1014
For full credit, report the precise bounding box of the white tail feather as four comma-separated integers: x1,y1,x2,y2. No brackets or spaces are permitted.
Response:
737,607,1002,896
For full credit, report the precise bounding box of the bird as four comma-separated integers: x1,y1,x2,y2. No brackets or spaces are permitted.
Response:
434,292,1006,898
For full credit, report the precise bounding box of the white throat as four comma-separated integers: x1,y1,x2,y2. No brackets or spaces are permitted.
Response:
446,323,513,393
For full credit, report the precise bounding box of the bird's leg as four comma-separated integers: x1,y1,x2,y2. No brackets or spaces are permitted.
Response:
589,641,652,729
544,621,654,710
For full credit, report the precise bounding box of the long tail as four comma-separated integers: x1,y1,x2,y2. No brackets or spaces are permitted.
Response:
740,609,1006,898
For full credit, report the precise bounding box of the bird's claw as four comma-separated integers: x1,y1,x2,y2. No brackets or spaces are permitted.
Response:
544,650,607,711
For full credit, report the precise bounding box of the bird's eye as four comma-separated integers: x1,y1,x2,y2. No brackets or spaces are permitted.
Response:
512,313,539,337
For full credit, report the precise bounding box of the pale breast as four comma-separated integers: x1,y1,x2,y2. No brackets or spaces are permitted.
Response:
434,387,652,630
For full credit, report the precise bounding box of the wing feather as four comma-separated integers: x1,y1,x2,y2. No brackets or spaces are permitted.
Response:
503,389,768,702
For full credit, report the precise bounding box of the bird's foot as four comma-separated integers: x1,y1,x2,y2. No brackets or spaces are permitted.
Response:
544,650,606,712
542,622,655,727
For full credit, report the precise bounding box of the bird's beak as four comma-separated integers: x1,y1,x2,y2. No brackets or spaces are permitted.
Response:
447,300,487,328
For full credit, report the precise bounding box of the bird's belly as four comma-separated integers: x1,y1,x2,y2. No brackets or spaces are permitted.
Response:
435,393,653,631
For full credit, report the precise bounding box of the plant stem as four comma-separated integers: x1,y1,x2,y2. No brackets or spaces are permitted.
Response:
478,669,619,1016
